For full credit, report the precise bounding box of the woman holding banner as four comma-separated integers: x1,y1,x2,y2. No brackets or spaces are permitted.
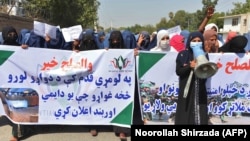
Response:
174,31,209,125
108,30,143,141
1,26,35,141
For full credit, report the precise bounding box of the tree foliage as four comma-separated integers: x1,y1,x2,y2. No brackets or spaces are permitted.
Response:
229,0,250,15
108,0,248,33
208,12,225,30
197,0,218,25
171,10,188,29
4,0,248,33
168,12,174,20
22,0,100,28
156,17,168,30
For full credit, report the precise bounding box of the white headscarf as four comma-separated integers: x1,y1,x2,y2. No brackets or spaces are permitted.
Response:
205,23,218,33
205,23,223,47
150,29,177,52
156,29,169,47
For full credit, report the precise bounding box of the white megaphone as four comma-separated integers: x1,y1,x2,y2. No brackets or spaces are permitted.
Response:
191,44,218,79
183,43,219,98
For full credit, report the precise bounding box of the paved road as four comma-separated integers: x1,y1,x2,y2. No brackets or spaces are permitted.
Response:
2,114,249,141
0,116,131,141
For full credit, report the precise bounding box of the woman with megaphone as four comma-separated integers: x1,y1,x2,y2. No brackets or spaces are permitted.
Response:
174,31,216,125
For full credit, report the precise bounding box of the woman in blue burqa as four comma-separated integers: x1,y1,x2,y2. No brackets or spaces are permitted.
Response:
95,30,106,49
122,30,137,49
77,28,99,51
26,29,46,48
136,31,151,50
174,31,209,125
44,28,66,49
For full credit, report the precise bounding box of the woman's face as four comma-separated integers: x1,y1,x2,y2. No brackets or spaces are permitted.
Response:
99,35,105,42
211,26,217,32
191,37,201,42
208,35,217,44
161,35,169,41
204,35,217,53
111,39,120,45
110,39,121,48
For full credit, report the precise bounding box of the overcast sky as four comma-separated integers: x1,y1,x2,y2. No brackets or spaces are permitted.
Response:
98,0,245,28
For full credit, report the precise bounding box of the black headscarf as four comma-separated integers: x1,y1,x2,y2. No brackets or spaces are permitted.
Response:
219,35,247,53
2,26,19,46
178,31,205,66
186,31,205,52
108,30,125,49
78,29,98,51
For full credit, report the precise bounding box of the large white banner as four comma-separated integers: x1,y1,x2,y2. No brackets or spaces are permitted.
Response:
138,51,250,125
2,47,248,126
0,46,135,128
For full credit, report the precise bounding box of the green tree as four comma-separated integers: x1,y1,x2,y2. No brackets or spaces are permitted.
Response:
172,10,188,29
229,0,249,15
22,0,51,19
23,0,100,28
156,17,168,30
119,24,156,34
184,13,196,31
128,24,142,34
196,0,218,26
168,12,174,20
207,12,225,30
142,24,156,34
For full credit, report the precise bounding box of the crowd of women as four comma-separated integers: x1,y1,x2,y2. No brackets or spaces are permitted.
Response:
1,6,250,141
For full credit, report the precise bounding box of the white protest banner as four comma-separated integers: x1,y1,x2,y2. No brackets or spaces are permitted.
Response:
0,46,134,128
137,51,178,123
61,25,83,42
207,53,250,117
137,51,250,125
167,25,182,38
34,21,57,39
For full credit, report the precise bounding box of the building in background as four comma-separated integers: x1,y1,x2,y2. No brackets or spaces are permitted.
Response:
219,13,250,41
0,0,32,33
0,0,25,16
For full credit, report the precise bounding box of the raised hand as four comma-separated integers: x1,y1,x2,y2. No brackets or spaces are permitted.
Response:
206,6,214,19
